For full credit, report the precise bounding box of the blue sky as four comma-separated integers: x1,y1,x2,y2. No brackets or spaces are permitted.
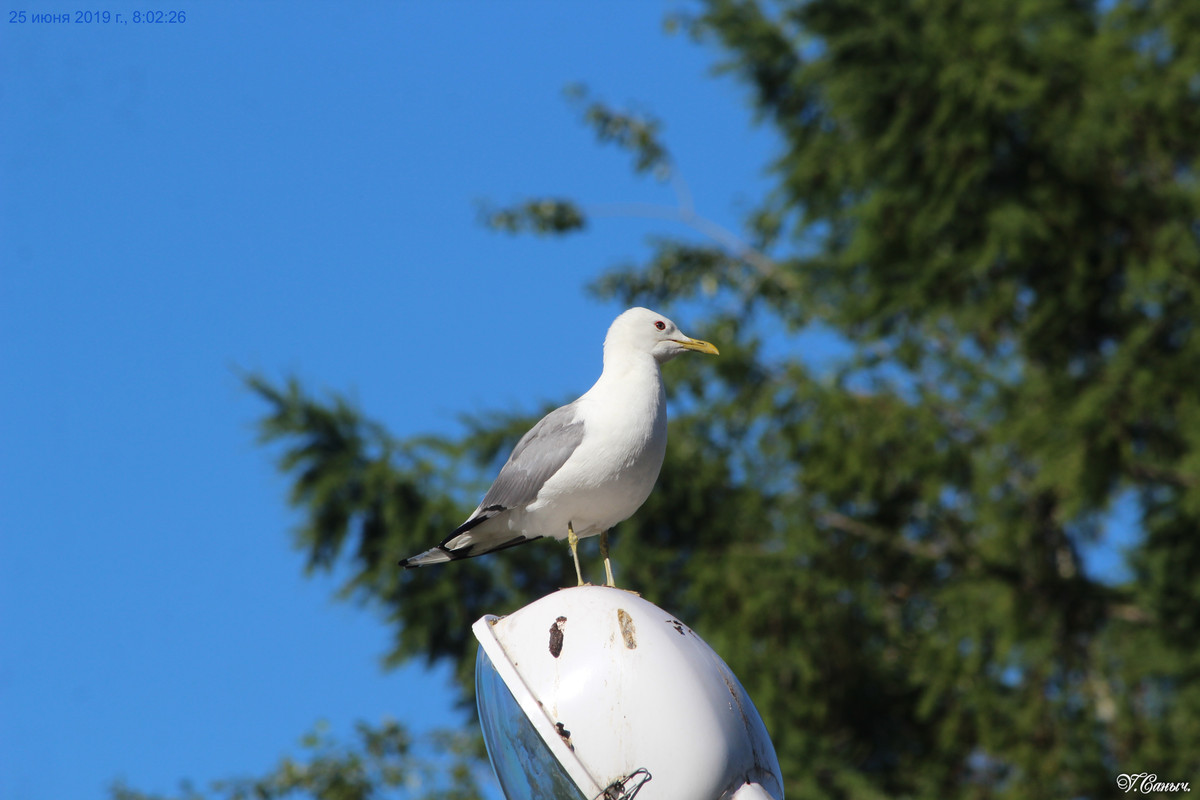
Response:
0,3,782,799
0,3,1139,799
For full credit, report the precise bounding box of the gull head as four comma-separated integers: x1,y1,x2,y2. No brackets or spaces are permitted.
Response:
604,307,720,365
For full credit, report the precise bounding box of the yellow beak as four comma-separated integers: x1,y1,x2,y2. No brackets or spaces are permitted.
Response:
674,336,719,356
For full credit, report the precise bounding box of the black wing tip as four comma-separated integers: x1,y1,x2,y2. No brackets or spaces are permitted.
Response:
451,535,532,560
446,507,508,541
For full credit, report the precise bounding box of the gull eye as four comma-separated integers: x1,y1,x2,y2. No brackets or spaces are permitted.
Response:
655,321,666,331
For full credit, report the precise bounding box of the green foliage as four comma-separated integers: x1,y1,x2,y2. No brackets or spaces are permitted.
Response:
478,198,586,236
239,2,1200,798
246,376,573,703
563,84,673,179
110,721,487,800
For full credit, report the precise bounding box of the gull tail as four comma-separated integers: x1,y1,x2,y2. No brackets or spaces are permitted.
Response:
398,512,540,569
398,546,455,568
398,535,535,568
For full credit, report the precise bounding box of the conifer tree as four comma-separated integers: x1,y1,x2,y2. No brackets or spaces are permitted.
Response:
135,2,1200,798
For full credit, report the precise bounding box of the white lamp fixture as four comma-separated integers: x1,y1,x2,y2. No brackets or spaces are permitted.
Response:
473,586,785,800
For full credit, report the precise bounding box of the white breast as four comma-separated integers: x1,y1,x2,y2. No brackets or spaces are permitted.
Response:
517,354,668,540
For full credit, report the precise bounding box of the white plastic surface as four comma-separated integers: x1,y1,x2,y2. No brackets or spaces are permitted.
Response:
729,782,781,800
473,586,784,800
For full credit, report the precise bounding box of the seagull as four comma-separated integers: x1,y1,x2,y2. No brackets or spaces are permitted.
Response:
398,307,719,587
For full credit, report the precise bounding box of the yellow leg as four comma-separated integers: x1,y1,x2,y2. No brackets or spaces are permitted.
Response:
601,530,615,588
568,522,585,586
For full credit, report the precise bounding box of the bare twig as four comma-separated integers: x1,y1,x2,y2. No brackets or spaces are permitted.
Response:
586,200,795,292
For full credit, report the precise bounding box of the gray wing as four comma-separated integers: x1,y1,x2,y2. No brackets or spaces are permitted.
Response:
475,402,586,514
398,402,585,567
